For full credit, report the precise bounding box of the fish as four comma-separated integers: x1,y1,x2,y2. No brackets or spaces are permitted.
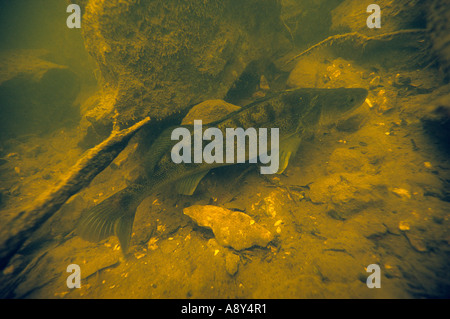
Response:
77,87,368,253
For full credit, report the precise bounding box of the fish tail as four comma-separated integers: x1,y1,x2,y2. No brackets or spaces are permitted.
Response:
77,185,144,253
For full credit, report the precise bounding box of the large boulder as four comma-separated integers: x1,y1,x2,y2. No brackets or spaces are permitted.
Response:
72,0,289,139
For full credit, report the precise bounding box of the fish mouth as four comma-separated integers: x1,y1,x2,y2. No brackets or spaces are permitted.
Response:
343,88,369,115
319,88,369,126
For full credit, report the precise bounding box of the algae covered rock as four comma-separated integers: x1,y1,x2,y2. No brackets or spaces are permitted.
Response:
286,56,326,88
73,0,287,133
183,205,274,250
309,173,387,219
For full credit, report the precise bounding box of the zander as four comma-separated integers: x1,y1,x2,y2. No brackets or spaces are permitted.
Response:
171,120,280,174
77,88,368,252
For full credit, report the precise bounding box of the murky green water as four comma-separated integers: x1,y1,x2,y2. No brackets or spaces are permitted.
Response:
0,0,449,299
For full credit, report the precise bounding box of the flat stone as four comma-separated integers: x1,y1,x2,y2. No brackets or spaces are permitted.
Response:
183,205,274,250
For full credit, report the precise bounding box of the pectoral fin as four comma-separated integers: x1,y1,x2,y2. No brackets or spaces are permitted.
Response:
278,150,292,174
176,170,210,195
277,134,302,174
77,186,140,253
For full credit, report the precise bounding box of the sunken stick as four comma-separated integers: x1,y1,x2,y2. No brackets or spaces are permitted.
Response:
0,117,151,270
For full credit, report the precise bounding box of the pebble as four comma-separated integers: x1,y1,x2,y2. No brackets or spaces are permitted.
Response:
147,237,159,250
134,251,146,259
424,162,432,168
392,188,411,199
2,265,14,276
398,221,410,231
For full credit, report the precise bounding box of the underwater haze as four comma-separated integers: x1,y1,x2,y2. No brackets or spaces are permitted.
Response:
0,0,449,299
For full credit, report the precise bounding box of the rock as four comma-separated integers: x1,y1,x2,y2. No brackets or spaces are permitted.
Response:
225,252,240,276
309,173,386,219
181,100,241,125
287,57,325,88
398,221,411,231
183,205,274,250
309,174,342,204
392,188,411,200
76,0,288,127
0,50,80,140
373,89,397,114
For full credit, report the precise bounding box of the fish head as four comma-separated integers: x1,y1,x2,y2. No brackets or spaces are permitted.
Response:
317,87,368,127
279,88,368,134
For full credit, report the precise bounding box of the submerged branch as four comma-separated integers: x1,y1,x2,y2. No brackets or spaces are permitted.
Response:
282,29,428,69
0,117,151,270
